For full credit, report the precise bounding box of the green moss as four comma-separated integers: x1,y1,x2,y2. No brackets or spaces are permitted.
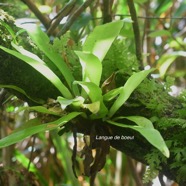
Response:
0,11,60,104
102,38,139,82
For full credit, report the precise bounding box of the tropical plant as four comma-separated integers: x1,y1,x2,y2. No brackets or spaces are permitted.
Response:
0,18,170,185
2,1,186,185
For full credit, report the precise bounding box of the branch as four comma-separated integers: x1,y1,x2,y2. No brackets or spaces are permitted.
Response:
102,0,113,24
20,0,51,29
95,14,186,20
57,0,93,37
126,0,143,69
47,0,76,36
127,157,143,186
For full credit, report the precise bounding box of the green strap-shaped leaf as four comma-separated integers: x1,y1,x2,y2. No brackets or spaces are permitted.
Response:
15,150,37,172
57,96,84,110
26,106,62,116
75,51,102,86
19,25,79,95
74,81,108,118
58,96,101,115
148,30,171,37
0,112,82,148
83,20,124,62
108,69,154,118
0,84,44,104
75,21,125,87
11,42,45,64
0,20,16,39
114,116,154,128
103,87,122,102
74,81,102,102
106,119,170,158
157,51,186,77
82,101,100,114
0,45,73,99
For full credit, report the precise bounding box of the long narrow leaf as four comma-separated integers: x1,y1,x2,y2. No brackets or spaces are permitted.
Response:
0,112,81,148
0,46,73,99
83,20,124,62
19,25,79,95
26,106,63,116
114,116,154,128
11,42,45,63
57,96,84,110
0,20,16,39
103,87,122,102
158,51,186,77
106,119,170,158
74,81,108,118
0,84,44,104
108,69,154,118
74,81,102,102
75,51,102,86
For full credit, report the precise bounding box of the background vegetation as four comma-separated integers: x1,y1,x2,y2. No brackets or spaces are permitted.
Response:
1,0,186,186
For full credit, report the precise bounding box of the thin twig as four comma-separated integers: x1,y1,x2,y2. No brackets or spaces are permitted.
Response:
20,0,51,29
27,135,36,171
47,0,76,35
57,0,93,37
127,156,143,186
72,126,78,178
142,1,152,65
93,15,186,20
115,14,186,20
126,0,143,69
159,172,166,186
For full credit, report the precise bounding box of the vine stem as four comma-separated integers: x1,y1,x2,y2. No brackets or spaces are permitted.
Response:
126,0,144,69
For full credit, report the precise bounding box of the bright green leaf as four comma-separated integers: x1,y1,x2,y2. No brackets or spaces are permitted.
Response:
0,112,81,148
74,81,102,102
0,20,15,39
74,81,108,118
103,87,122,102
27,106,62,116
106,119,170,158
83,20,124,62
19,25,79,95
57,96,84,110
75,51,102,86
158,51,186,77
148,30,171,37
155,1,172,15
82,101,100,114
0,45,73,99
134,0,148,4
0,84,44,104
108,69,154,118
114,116,154,128
15,150,37,172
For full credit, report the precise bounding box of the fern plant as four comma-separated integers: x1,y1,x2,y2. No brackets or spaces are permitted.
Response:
0,19,170,178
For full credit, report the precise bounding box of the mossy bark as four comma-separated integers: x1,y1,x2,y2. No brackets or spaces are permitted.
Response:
0,51,60,105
